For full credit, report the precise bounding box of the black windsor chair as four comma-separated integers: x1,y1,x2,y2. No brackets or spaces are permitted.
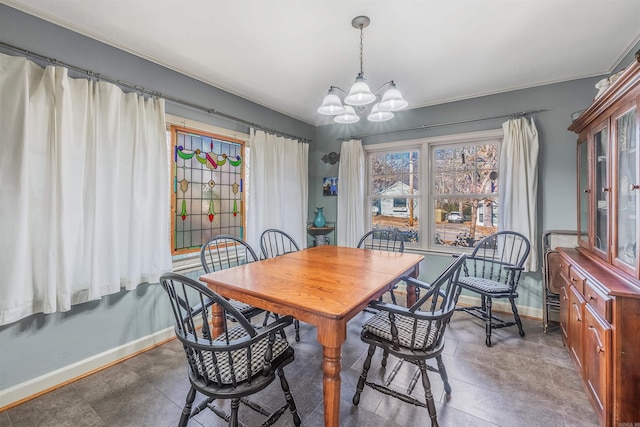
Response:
259,229,302,341
352,255,467,427
200,235,265,324
159,272,301,427
454,231,531,346
357,229,406,305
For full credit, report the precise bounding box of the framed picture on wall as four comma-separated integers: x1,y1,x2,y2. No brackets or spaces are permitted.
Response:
323,177,338,196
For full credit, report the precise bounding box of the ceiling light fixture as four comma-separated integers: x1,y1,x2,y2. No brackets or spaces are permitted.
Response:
318,16,407,124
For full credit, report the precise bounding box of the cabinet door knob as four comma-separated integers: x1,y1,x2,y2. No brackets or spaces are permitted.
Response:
601,187,610,192
631,184,640,191
583,189,591,194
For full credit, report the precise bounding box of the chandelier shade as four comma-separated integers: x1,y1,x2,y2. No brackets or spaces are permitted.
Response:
367,103,394,122
344,75,376,106
378,83,408,112
318,87,346,115
334,105,360,124
317,16,407,124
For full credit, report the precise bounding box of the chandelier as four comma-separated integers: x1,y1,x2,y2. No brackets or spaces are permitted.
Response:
317,16,407,124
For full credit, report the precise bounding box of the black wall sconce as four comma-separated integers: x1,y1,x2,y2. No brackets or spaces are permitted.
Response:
322,152,340,165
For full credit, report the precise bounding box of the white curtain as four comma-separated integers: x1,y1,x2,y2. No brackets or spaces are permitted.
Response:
0,53,171,325
337,139,366,247
498,117,539,271
246,129,308,252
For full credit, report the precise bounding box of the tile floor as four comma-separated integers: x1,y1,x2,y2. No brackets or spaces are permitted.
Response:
0,312,598,427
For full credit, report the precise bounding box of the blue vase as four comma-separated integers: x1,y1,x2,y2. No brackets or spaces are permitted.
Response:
313,207,326,228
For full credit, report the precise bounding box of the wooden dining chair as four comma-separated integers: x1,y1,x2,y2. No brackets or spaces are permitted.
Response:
455,231,530,346
352,255,467,427
159,272,301,427
259,229,301,341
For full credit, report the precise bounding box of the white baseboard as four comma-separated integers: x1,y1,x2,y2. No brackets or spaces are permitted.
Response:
0,326,175,409
456,295,542,319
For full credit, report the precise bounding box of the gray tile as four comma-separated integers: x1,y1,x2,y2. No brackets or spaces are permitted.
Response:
0,411,11,427
85,383,182,427
6,386,105,427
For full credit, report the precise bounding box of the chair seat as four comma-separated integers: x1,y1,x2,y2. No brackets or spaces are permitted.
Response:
198,325,290,384
363,311,437,350
227,299,259,316
458,276,511,294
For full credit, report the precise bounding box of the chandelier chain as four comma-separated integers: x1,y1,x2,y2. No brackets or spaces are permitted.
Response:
359,26,364,76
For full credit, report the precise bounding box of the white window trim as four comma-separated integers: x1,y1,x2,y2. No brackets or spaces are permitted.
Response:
363,129,503,254
165,114,249,142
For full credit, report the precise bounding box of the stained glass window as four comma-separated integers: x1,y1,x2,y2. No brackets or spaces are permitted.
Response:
171,126,245,254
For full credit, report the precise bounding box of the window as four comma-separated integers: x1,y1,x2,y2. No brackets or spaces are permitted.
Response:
431,139,499,249
367,149,420,244
365,129,501,251
170,125,246,255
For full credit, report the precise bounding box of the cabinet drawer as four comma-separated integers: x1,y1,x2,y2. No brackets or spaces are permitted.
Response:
559,258,570,279
568,267,586,295
583,280,612,322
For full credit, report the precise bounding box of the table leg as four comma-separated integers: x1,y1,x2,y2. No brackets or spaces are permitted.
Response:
405,263,420,307
322,346,341,427
317,322,346,427
211,302,224,338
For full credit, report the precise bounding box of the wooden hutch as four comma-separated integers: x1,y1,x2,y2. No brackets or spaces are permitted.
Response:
560,51,640,427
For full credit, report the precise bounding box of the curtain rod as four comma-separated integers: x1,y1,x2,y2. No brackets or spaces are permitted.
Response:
0,41,311,143
339,109,548,142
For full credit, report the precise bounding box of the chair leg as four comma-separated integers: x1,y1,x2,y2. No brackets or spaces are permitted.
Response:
381,349,389,367
230,398,240,427
178,386,196,427
294,319,300,342
510,297,525,337
418,360,439,427
353,345,376,405
485,297,493,347
277,368,301,426
435,355,452,396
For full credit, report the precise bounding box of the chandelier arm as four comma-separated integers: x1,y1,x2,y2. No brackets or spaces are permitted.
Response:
371,81,396,95
330,85,348,95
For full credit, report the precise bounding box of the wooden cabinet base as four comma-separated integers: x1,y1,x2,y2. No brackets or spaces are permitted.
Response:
558,248,640,427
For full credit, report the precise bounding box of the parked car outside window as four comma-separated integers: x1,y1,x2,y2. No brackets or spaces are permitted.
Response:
447,211,464,223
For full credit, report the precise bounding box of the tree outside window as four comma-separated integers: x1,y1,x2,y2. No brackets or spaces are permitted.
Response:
432,142,498,247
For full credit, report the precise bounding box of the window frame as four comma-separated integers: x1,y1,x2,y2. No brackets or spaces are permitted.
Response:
363,129,503,253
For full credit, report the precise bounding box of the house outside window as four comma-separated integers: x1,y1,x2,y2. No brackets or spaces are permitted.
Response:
364,129,501,251
367,149,420,244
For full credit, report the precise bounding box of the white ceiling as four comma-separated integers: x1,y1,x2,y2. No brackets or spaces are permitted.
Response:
4,0,640,126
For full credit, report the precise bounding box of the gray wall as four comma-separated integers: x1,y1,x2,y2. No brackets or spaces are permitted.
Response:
0,4,313,392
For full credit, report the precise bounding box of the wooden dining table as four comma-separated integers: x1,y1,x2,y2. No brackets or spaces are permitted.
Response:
200,244,423,427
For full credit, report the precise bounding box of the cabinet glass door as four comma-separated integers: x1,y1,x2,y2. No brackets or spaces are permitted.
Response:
578,140,589,247
615,107,637,270
594,126,609,257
